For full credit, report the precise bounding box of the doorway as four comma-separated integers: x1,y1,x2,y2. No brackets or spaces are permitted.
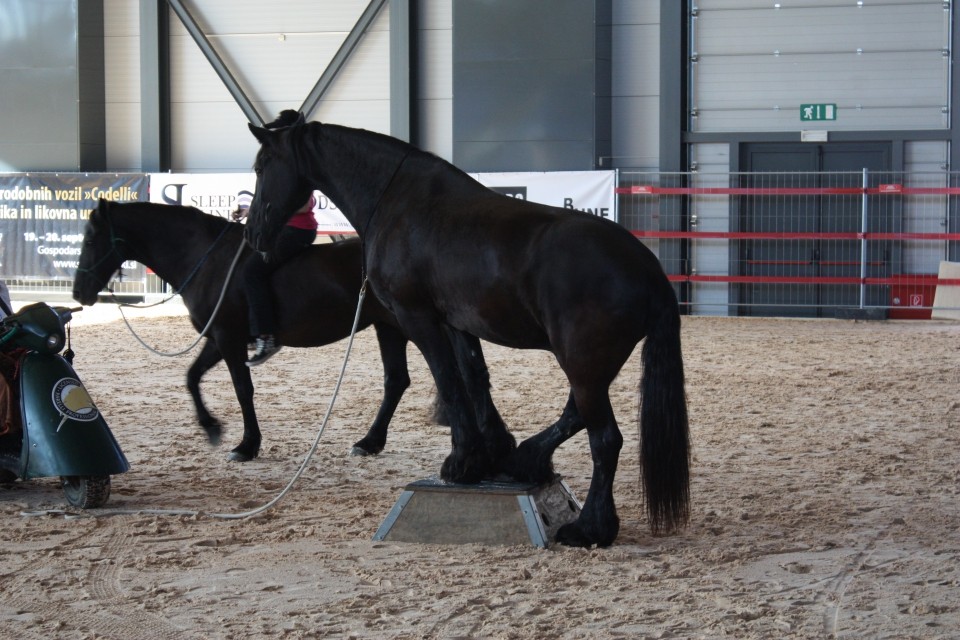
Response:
737,142,892,317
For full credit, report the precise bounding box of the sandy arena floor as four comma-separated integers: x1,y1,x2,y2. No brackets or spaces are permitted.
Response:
1,302,958,639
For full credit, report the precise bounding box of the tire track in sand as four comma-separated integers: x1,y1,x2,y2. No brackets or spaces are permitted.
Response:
84,517,190,640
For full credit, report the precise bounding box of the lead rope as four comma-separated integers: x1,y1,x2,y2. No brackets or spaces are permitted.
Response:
25,278,368,521
116,241,245,357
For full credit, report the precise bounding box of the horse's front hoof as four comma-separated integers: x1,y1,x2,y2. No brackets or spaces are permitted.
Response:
350,438,384,457
440,450,487,484
228,447,258,462
350,445,378,457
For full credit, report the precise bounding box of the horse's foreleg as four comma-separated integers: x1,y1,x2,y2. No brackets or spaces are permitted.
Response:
222,346,261,462
399,315,490,483
554,386,622,548
449,329,516,469
186,340,225,445
510,390,584,484
352,323,411,456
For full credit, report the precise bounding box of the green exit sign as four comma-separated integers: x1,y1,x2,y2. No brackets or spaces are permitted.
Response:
800,103,837,121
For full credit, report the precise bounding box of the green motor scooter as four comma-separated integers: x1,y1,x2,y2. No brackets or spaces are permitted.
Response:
0,302,129,508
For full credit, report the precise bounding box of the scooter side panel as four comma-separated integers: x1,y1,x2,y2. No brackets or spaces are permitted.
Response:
19,353,130,478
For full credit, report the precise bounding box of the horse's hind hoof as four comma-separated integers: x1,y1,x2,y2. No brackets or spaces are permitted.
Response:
228,449,257,462
200,418,223,446
555,519,618,548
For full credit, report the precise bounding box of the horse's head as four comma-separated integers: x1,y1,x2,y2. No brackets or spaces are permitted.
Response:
245,111,314,252
72,198,126,305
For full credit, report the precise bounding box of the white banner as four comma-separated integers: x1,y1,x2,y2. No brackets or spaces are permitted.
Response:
148,173,353,234
149,170,617,232
471,170,617,222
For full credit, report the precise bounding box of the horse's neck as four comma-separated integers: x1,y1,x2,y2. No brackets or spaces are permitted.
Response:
308,126,413,231
118,209,223,289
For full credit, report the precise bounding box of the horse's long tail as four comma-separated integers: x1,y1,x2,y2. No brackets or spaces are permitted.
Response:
638,305,690,536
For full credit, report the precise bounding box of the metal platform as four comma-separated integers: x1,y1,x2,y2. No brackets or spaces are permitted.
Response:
373,475,582,548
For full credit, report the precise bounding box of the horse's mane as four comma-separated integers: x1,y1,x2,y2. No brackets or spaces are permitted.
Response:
266,109,302,129
110,201,239,236
259,111,482,191
317,122,478,185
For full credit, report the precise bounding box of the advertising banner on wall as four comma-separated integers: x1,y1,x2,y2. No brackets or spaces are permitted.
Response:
150,170,617,233
0,173,147,280
149,173,354,234
472,170,617,223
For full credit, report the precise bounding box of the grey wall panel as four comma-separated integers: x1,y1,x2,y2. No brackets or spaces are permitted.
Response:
902,141,949,274
454,140,598,172
698,0,939,9
415,0,453,160
611,18,659,168
104,0,140,170
456,5,595,62
612,96,659,168
103,0,394,171
613,23,659,98
905,140,948,172
456,59,596,142
167,0,376,35
419,96,453,160
692,2,950,132
170,102,258,171
0,68,78,144
689,143,731,314
164,2,391,169
0,0,84,170
103,34,140,103
453,0,611,172
104,103,141,171
104,0,138,35
78,0,106,170
416,19,450,101
168,32,238,103
695,4,946,55
0,144,78,170
613,0,658,24
0,0,77,68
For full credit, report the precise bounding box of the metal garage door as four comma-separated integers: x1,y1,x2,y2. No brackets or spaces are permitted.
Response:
691,1,950,133
738,142,891,316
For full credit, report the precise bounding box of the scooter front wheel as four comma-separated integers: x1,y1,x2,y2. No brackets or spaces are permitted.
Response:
61,475,111,509
0,452,18,483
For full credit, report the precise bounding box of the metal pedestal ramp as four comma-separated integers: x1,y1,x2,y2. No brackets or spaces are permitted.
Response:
373,475,582,548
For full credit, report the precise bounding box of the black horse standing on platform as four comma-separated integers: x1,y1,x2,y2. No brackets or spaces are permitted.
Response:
244,113,690,547
73,199,503,462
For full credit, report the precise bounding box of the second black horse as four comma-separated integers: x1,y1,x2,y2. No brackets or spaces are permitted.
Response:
73,199,503,462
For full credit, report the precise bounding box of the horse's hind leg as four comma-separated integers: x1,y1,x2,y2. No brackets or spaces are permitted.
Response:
186,340,225,445
448,329,516,468
554,385,622,548
352,323,411,456
510,390,584,484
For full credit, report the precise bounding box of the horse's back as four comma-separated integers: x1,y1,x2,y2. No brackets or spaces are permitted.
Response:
272,238,391,346
378,193,674,353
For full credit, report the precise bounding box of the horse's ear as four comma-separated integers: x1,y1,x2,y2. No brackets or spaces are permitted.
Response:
249,122,270,144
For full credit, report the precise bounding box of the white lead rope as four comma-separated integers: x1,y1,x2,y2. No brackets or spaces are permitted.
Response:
116,241,246,357
24,279,369,521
